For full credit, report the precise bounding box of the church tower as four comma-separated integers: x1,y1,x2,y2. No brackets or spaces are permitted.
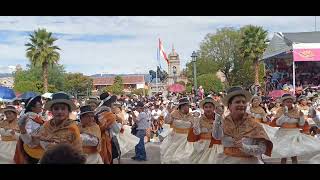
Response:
167,45,181,85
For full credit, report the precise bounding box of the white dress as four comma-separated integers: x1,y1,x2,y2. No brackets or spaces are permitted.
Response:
271,114,320,158
189,118,223,164
160,119,194,164
80,133,104,164
116,125,140,156
0,128,19,164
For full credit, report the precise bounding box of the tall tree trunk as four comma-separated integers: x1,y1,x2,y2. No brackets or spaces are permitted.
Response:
43,61,48,93
254,59,260,85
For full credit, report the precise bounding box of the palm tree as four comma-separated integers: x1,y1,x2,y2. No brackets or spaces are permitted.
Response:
240,25,268,86
25,28,60,93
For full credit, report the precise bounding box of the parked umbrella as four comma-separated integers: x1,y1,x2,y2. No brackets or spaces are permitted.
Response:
19,91,40,100
168,83,186,93
0,86,16,101
42,92,53,99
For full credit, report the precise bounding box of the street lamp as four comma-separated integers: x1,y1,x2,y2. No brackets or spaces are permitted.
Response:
191,51,198,103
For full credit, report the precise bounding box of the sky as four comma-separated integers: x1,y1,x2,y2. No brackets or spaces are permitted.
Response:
0,16,318,75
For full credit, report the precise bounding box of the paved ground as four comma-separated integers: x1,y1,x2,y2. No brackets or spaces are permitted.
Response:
115,141,319,164
115,142,161,164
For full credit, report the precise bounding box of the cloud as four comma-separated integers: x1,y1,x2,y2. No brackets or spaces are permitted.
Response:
0,16,318,75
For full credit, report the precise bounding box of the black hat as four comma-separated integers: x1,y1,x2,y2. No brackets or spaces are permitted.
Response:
136,101,144,108
98,92,117,107
44,92,76,111
25,95,42,113
79,105,94,116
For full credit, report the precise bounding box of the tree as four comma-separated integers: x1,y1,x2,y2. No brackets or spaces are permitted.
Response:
25,28,61,93
64,73,93,98
103,76,124,95
131,88,147,96
198,27,241,86
197,73,224,93
13,64,66,93
239,25,268,85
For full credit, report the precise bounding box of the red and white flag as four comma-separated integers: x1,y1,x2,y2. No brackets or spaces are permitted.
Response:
159,38,169,65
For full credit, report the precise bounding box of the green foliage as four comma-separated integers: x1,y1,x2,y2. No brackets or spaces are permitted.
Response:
197,74,224,93
13,64,65,93
64,73,93,97
131,88,147,96
25,28,60,92
103,76,124,95
239,25,268,85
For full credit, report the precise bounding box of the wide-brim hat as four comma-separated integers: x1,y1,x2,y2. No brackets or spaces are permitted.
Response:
25,95,42,112
178,97,190,107
0,105,18,114
251,95,262,104
222,86,252,106
280,94,296,103
44,92,77,111
297,95,307,102
79,105,94,116
85,98,101,105
98,92,117,108
199,97,219,108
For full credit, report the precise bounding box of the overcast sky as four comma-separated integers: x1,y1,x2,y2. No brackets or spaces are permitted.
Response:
0,16,317,75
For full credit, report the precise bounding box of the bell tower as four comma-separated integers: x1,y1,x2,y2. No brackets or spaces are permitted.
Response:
167,45,180,85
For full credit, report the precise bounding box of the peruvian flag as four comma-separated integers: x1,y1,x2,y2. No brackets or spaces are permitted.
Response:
159,38,169,65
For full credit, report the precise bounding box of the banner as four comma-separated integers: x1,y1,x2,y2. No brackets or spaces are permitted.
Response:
293,43,320,62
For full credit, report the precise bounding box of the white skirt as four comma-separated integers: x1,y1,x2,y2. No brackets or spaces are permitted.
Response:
160,132,194,164
0,140,17,164
216,153,263,164
189,140,223,164
85,152,104,164
271,128,320,158
159,124,172,142
260,123,279,140
117,125,140,156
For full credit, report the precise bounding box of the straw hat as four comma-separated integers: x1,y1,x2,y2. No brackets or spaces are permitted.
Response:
280,94,296,103
0,105,18,114
251,95,262,104
222,86,252,106
199,97,219,109
44,92,77,111
177,97,190,107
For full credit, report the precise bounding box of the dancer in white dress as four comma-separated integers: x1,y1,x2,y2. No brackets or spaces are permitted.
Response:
160,97,195,164
247,95,279,140
272,94,320,164
188,97,223,164
112,103,139,156
0,105,20,164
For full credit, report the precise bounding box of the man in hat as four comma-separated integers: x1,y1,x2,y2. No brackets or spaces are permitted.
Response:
212,86,273,164
131,101,149,161
78,105,103,164
0,105,20,163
